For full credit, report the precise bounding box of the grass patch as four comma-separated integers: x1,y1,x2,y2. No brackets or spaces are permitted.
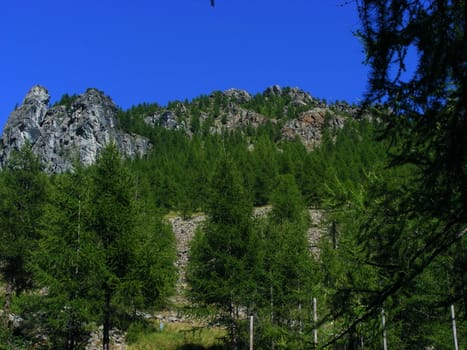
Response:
127,321,225,350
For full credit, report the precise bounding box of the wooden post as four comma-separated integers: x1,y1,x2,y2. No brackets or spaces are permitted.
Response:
249,315,254,350
381,308,388,350
451,304,459,350
313,297,318,347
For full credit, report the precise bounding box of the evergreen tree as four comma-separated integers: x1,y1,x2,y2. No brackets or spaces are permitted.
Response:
126,211,177,311
357,0,466,281
31,167,101,349
249,136,279,206
88,144,137,350
0,145,47,329
328,0,467,344
85,144,175,349
256,174,314,349
187,157,259,350
28,147,177,349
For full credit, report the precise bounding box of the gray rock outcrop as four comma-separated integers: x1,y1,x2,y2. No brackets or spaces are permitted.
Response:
223,88,252,103
0,86,151,172
144,111,185,130
281,107,345,148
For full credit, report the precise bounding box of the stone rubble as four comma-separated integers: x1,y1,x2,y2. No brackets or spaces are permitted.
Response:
308,209,326,258
169,215,205,304
85,327,126,350
168,207,326,303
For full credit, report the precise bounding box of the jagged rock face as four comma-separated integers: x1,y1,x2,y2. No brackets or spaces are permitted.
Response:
264,85,322,107
282,108,345,147
138,84,349,143
222,88,252,103
264,84,283,96
210,108,270,134
0,84,358,172
0,86,151,173
285,87,317,107
144,111,186,130
1,86,50,150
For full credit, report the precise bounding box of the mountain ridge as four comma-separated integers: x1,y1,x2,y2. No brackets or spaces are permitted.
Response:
0,84,360,172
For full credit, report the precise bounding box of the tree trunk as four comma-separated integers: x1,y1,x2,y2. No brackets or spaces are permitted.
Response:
270,285,275,350
456,239,467,316
229,301,238,350
2,281,13,328
103,288,111,350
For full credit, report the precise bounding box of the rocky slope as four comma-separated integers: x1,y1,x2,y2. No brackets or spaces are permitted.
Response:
169,207,325,306
0,85,150,172
140,85,354,147
0,84,360,172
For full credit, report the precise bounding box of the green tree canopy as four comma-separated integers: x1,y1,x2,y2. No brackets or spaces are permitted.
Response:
357,0,466,228
187,156,259,350
0,145,48,328
87,143,176,350
31,167,101,349
255,174,314,349
318,1,467,346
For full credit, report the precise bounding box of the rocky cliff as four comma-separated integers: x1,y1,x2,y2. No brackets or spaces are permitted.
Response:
0,84,360,172
0,86,151,172
138,85,355,146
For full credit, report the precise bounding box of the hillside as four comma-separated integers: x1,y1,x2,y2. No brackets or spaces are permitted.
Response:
0,84,359,173
0,84,464,350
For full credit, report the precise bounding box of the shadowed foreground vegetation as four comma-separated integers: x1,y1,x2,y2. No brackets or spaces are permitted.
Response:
126,321,225,350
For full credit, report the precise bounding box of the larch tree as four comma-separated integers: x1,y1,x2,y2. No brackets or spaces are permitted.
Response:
187,156,260,350
357,0,466,313
320,0,467,346
31,166,101,349
256,174,314,349
88,143,177,349
0,145,48,329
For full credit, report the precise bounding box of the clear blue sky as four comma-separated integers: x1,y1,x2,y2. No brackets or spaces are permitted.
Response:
0,0,368,131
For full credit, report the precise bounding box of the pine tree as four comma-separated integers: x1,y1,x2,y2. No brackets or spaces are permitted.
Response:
0,144,47,329
332,1,467,345
249,136,278,206
89,144,137,350
31,167,101,349
256,174,314,349
187,156,259,350
86,143,178,350
356,0,466,281
126,201,177,312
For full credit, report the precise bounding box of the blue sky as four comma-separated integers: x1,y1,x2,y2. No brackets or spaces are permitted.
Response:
0,0,368,131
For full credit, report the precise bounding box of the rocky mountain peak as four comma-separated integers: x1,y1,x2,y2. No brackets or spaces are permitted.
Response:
23,85,50,105
75,88,114,109
222,88,252,103
0,87,151,173
0,84,363,172
1,85,50,149
264,84,282,96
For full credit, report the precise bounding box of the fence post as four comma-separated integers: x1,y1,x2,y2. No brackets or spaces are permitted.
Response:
381,308,388,350
451,304,459,350
313,297,318,347
250,315,254,350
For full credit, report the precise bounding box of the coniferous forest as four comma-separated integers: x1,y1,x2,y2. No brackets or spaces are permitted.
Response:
0,1,466,349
